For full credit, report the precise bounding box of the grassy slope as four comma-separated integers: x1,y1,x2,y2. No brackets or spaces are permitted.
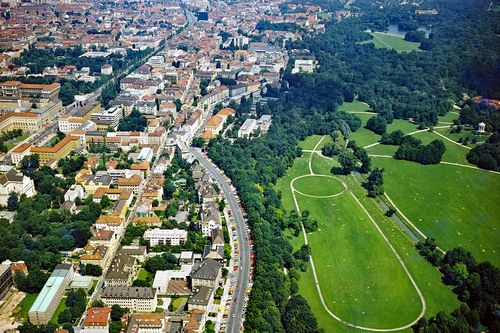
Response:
373,158,500,265
362,32,421,53
275,138,459,331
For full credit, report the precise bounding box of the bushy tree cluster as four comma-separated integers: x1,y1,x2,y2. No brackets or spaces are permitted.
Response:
415,240,500,331
80,263,103,276
365,116,388,135
381,130,405,145
364,167,384,197
467,133,500,171
395,138,446,165
117,109,148,132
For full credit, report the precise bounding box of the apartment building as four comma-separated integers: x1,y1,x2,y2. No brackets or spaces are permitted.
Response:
0,112,41,133
143,228,188,246
125,313,166,333
100,287,157,312
58,115,97,134
91,106,124,130
30,135,79,164
0,81,60,100
81,307,111,333
104,252,138,287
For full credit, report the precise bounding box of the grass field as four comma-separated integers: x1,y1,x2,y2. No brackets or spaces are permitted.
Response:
337,100,373,113
293,175,345,196
362,32,421,53
14,293,38,319
276,137,460,331
372,158,500,265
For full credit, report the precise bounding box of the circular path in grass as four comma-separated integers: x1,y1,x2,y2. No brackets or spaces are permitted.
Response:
291,174,347,198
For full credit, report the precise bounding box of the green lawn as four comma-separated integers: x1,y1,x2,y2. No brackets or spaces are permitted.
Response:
50,297,68,324
438,112,459,123
387,119,420,135
372,157,500,265
299,135,327,150
411,131,472,165
171,297,188,311
362,32,421,53
14,293,39,319
337,100,372,113
349,114,381,148
293,175,345,196
137,268,150,280
365,144,398,156
275,137,459,331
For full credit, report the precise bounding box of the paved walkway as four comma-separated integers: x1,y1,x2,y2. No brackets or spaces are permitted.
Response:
290,136,426,332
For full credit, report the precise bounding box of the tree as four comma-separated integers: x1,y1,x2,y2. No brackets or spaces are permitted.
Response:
60,82,77,106
20,154,40,173
337,150,356,174
117,109,148,132
365,167,384,197
111,304,127,321
14,269,49,293
109,321,122,333
81,263,103,276
365,116,387,135
381,130,404,145
7,192,18,211
192,137,205,147
132,279,150,287
100,195,112,209
144,251,177,273
282,295,319,333
163,180,176,200
58,309,73,324
91,299,106,307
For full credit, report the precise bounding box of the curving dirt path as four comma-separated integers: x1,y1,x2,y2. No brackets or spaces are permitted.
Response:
291,136,426,331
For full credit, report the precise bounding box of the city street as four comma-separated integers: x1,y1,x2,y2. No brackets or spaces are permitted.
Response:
189,147,250,333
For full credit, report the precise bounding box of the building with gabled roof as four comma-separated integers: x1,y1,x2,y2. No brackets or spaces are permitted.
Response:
0,168,36,205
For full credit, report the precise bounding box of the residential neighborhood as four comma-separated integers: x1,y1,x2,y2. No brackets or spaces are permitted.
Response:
0,0,327,331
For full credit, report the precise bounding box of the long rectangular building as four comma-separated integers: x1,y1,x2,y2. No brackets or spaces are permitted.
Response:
30,135,80,164
143,228,188,246
29,263,74,324
100,287,157,312
0,111,41,133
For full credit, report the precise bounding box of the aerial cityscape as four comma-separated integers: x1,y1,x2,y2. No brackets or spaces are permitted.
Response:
0,0,498,332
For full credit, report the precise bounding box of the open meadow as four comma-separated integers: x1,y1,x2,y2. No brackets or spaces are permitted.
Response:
275,136,460,331
361,32,421,53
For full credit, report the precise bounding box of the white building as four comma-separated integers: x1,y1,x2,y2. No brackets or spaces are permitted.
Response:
143,228,188,246
58,115,97,134
64,184,86,202
91,107,124,130
238,118,258,138
152,265,193,295
0,169,36,206
100,287,156,312
292,59,317,74
101,64,113,75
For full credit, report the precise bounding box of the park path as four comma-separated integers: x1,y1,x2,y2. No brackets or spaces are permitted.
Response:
291,136,426,332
